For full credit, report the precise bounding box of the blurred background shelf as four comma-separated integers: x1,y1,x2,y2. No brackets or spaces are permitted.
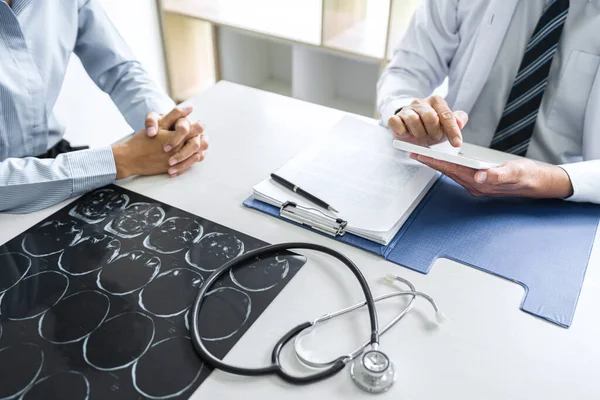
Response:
162,0,323,45
217,28,293,98
159,0,440,118
322,0,390,60
386,0,422,60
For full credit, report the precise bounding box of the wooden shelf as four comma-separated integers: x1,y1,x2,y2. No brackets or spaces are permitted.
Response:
322,0,390,60
386,0,421,60
162,0,322,45
158,0,427,116
292,46,379,117
217,27,293,99
162,12,216,102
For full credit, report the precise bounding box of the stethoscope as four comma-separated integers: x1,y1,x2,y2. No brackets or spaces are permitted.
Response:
190,242,446,394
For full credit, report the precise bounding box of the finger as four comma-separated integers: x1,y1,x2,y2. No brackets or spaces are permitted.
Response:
412,154,486,195
423,162,487,196
168,135,202,166
481,163,520,185
399,108,427,139
168,151,204,177
429,96,463,147
164,118,192,152
414,155,455,175
160,105,193,129
388,115,408,137
412,104,443,141
169,135,208,170
199,134,209,152
454,110,469,130
188,121,205,142
415,155,476,181
145,112,160,137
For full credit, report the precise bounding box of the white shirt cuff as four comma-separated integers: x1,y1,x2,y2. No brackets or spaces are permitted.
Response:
559,161,600,204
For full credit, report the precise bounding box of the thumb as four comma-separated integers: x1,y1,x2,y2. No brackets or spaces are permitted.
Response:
160,105,193,129
454,110,469,130
145,112,160,137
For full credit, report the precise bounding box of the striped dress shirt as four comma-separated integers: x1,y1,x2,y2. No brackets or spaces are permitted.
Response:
0,0,174,213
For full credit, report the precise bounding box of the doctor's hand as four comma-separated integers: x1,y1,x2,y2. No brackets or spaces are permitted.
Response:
112,128,208,180
145,105,208,171
411,155,574,199
389,96,468,148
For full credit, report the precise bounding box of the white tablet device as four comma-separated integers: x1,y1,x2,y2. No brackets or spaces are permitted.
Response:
393,140,501,170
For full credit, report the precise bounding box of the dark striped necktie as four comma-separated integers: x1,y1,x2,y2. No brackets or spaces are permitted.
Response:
490,0,570,156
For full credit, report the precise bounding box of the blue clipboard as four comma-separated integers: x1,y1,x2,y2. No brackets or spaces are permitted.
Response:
244,176,600,328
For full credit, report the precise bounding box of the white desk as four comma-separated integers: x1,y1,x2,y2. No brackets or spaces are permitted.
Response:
1,81,599,399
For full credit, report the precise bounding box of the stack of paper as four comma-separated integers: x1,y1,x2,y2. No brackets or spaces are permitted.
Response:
252,116,440,245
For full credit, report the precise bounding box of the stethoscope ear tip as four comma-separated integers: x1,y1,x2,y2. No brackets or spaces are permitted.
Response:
435,311,448,324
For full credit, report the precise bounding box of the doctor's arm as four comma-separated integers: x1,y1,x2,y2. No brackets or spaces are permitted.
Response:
377,0,466,147
74,0,207,175
410,155,600,204
0,148,117,214
0,129,205,214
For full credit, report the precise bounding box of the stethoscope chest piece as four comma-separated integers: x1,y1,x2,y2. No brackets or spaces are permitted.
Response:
350,350,396,394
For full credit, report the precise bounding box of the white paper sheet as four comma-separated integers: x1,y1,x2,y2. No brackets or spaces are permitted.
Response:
253,116,439,240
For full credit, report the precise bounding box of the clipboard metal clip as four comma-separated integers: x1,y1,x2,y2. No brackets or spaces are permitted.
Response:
280,201,348,237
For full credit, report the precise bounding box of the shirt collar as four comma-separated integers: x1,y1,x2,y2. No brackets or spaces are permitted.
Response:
11,0,33,15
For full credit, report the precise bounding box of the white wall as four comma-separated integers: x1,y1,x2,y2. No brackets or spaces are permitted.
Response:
54,0,168,148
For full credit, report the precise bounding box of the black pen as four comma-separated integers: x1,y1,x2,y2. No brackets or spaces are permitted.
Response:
270,173,339,213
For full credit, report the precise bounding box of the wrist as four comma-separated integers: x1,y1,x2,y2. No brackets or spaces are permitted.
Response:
111,143,133,180
539,165,574,199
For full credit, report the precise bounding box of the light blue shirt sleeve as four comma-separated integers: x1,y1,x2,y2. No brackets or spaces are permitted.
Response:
75,0,175,130
0,0,175,214
0,147,117,213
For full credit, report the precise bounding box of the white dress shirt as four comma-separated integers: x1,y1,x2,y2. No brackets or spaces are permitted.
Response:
0,0,175,213
378,0,600,203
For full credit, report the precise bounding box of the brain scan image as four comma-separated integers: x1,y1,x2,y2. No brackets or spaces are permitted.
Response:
185,232,244,272
143,217,203,254
197,287,251,341
0,343,44,399
69,188,129,224
105,203,165,239
97,251,161,296
230,255,294,292
83,312,155,371
59,234,121,276
132,336,204,399
0,252,32,294
1,270,69,321
138,268,204,317
21,220,83,257
0,184,308,400
20,371,90,400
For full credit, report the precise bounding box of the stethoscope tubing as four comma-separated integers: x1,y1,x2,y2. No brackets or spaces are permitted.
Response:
294,289,417,369
293,286,442,369
190,242,380,383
